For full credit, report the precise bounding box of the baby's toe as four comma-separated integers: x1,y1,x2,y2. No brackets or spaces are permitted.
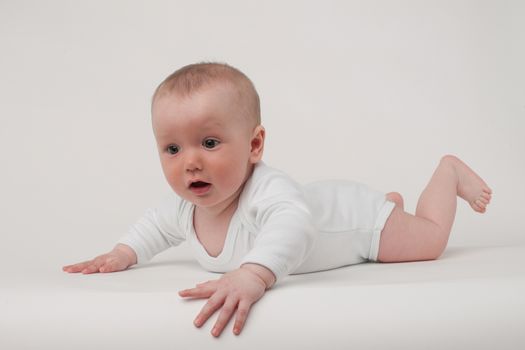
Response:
475,199,486,209
481,192,491,202
471,200,485,213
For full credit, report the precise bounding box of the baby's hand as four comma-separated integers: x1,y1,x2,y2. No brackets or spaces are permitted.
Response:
178,265,272,337
62,243,137,274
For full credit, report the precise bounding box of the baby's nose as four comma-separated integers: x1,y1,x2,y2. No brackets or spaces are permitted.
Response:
184,150,203,172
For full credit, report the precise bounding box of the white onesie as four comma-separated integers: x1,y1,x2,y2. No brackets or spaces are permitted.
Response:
117,162,395,283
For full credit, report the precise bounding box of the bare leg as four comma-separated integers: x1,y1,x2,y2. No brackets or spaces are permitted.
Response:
377,155,492,263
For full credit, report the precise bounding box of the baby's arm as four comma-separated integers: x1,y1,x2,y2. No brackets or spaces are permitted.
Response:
62,243,137,274
179,185,313,336
64,193,186,274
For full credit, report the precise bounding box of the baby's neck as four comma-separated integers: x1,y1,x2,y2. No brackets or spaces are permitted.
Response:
193,194,240,257
195,194,240,222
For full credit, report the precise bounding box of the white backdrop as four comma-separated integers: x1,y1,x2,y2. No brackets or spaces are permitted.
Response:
1,0,524,272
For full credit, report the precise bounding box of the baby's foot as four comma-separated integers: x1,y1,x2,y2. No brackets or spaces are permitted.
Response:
444,155,492,213
386,192,405,210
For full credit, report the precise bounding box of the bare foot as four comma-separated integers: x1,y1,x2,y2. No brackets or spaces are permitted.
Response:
386,192,404,210
444,155,492,213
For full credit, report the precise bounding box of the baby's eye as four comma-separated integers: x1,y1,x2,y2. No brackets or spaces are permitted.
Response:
202,138,220,149
166,144,180,155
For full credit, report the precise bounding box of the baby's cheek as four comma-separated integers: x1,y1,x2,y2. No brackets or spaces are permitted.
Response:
165,175,186,197
162,164,182,188
225,169,248,192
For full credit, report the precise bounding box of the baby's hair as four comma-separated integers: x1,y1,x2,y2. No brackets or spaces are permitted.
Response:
152,62,261,126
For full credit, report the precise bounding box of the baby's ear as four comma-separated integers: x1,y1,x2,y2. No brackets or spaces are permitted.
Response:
250,125,265,163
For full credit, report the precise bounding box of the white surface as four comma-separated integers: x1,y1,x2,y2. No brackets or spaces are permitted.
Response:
2,244,525,349
1,1,524,349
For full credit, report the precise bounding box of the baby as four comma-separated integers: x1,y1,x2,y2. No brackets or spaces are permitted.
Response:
63,62,492,337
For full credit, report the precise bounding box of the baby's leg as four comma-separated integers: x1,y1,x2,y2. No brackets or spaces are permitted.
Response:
377,155,492,262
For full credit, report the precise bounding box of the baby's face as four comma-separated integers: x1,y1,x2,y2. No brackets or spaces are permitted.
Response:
151,84,263,211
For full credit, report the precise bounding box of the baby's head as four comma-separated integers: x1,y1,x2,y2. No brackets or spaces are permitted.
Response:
152,62,261,128
151,62,265,211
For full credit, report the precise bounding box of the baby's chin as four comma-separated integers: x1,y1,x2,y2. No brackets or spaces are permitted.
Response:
176,187,218,206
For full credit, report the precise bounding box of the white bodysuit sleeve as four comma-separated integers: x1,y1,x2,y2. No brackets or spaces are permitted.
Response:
117,193,186,264
239,170,317,283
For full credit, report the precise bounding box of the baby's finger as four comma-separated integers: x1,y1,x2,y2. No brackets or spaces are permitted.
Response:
81,262,102,274
63,261,92,273
211,296,238,337
193,291,227,328
99,264,112,273
179,284,216,299
233,299,252,335
99,259,122,273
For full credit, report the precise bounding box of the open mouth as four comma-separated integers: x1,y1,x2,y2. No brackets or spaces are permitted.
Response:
189,181,212,195
190,181,210,188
